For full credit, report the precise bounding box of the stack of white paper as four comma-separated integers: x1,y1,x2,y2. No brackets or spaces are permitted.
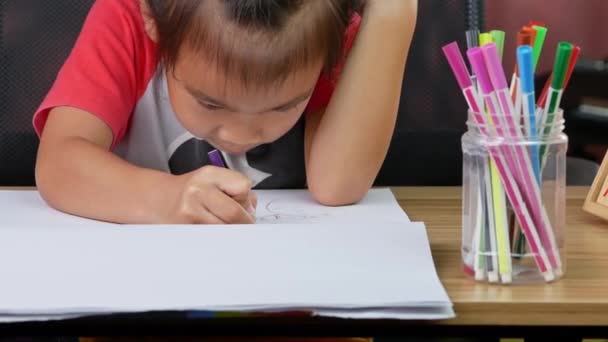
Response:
0,189,453,322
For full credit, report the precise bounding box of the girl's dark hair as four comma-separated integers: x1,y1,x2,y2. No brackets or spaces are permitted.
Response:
146,0,356,87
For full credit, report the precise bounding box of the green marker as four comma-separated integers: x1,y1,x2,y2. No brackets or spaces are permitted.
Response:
531,25,547,71
490,30,506,60
539,42,573,161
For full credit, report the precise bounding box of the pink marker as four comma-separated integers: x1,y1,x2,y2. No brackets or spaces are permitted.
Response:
467,48,501,122
467,47,553,281
443,42,487,280
482,43,561,278
444,42,553,282
442,42,481,113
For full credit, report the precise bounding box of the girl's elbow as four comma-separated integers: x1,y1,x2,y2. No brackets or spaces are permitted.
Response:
308,178,369,207
35,154,66,210
35,159,56,204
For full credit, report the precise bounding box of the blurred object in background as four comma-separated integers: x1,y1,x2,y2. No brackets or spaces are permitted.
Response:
486,0,608,75
486,0,608,167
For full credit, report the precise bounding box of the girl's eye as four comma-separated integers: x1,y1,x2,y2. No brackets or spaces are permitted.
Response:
199,101,223,111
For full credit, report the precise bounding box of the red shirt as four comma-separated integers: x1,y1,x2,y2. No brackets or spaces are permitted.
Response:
33,0,360,187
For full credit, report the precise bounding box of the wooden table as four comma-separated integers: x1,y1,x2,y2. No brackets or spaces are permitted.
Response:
2,187,607,339
393,187,608,329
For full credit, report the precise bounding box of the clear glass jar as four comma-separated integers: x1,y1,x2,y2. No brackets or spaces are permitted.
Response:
461,110,567,284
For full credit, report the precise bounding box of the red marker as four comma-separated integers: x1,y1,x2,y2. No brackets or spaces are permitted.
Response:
528,20,546,28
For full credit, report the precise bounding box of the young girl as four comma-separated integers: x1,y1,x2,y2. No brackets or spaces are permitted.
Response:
34,0,417,225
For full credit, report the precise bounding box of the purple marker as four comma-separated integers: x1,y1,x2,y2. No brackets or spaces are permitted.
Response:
208,149,256,217
208,149,227,168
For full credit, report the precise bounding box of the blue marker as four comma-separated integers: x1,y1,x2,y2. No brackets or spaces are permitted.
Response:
517,45,541,184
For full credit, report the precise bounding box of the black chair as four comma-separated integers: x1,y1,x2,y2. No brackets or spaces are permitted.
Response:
376,0,483,186
0,0,483,187
1,0,95,185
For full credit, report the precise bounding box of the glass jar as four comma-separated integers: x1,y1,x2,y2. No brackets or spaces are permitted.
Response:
461,109,567,284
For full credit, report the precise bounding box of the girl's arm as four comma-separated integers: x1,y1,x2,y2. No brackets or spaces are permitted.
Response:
36,107,256,224
305,0,418,205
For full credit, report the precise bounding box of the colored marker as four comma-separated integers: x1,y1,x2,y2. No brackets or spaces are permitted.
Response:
208,149,227,168
528,21,546,28
475,33,508,282
531,25,548,71
468,46,518,283
452,42,549,281
537,45,580,109
443,42,486,280
479,33,493,47
517,45,541,184
481,43,559,281
466,29,480,51
490,30,506,59
510,28,534,117
539,42,573,162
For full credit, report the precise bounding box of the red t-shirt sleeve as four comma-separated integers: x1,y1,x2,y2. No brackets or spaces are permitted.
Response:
32,0,157,147
305,13,362,115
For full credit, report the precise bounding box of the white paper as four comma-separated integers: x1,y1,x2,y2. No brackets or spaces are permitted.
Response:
0,306,455,323
0,314,85,323
254,189,410,224
0,191,116,226
0,222,450,318
0,189,450,322
315,306,455,320
0,189,408,226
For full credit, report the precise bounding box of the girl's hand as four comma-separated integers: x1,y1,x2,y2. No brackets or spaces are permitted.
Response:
161,166,257,224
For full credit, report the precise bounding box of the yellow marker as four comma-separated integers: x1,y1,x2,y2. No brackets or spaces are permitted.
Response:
480,32,512,283
490,162,512,282
479,32,493,47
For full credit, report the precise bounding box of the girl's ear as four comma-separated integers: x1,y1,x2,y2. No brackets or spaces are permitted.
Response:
140,0,159,42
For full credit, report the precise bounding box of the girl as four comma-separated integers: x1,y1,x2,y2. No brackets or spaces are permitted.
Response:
34,0,417,224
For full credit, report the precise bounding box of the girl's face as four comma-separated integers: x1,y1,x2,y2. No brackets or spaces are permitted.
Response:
167,48,324,155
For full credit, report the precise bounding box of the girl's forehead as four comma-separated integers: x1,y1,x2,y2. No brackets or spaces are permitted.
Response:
174,48,323,97
171,52,321,113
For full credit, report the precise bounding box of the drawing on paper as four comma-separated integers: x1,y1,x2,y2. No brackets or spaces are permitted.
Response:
256,199,330,224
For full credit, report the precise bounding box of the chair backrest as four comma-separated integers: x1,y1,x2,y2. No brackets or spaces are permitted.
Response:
376,0,479,185
0,0,479,186
1,0,95,185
